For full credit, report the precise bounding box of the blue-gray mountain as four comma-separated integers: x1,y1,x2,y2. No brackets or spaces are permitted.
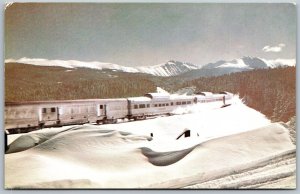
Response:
178,57,295,80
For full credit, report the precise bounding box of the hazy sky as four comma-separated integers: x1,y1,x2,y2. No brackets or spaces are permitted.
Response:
5,3,296,66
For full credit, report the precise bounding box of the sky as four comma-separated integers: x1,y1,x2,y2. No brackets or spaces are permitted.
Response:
5,3,296,67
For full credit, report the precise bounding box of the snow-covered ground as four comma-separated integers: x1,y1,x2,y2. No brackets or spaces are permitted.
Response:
96,96,270,152
5,97,296,189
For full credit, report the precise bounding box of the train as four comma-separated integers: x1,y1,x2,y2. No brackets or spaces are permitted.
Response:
4,91,233,134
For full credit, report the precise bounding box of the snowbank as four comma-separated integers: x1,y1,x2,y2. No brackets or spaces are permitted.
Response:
5,98,295,188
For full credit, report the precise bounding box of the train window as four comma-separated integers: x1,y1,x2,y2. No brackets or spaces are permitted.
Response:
42,108,47,113
100,105,103,109
187,101,191,104
162,104,165,107
154,104,157,107
159,104,161,107
166,103,169,106
51,107,56,112
134,105,138,109
147,104,150,108
171,102,173,106
182,102,186,105
139,104,146,108
176,102,181,105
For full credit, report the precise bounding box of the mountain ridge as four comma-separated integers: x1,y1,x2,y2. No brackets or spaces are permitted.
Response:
5,57,295,77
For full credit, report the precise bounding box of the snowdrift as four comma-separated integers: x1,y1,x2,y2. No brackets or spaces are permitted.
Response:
5,98,295,188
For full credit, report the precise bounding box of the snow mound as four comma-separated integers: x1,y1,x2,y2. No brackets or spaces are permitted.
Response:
5,123,295,188
5,97,295,188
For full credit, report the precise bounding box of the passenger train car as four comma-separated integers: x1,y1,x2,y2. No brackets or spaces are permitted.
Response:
5,91,233,134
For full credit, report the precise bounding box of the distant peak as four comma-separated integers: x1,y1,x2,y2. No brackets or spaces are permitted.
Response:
241,56,259,60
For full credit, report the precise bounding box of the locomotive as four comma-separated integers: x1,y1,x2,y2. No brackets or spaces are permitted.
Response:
4,91,233,134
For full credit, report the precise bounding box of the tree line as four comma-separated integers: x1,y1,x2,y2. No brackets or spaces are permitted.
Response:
180,67,295,122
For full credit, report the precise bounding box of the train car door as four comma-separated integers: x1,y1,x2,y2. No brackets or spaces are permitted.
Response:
127,99,132,116
97,104,107,117
104,105,107,116
41,107,59,121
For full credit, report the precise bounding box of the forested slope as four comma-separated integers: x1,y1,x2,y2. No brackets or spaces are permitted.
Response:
181,67,295,122
5,63,157,101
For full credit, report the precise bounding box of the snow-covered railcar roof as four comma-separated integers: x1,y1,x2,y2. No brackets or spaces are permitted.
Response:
195,95,207,99
219,91,232,95
212,94,226,98
144,93,170,100
169,95,195,100
195,92,213,96
127,97,152,102
195,94,223,99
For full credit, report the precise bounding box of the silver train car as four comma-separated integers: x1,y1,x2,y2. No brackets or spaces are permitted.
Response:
5,91,233,134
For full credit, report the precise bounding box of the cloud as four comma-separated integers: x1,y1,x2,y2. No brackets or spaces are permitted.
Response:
262,43,285,52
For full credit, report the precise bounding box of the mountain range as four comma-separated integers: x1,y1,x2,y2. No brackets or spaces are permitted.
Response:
5,57,295,77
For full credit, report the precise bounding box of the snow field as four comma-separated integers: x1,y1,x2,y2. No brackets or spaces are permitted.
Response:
5,96,295,188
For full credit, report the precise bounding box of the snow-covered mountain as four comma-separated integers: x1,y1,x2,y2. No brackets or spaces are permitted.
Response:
136,60,199,76
5,58,199,77
178,56,296,80
4,58,140,73
5,57,295,77
202,56,295,70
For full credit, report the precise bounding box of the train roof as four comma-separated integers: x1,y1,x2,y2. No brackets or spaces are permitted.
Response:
144,93,170,100
195,91,233,96
5,98,128,106
169,95,195,100
5,91,233,106
127,96,151,102
195,92,213,96
219,91,232,95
